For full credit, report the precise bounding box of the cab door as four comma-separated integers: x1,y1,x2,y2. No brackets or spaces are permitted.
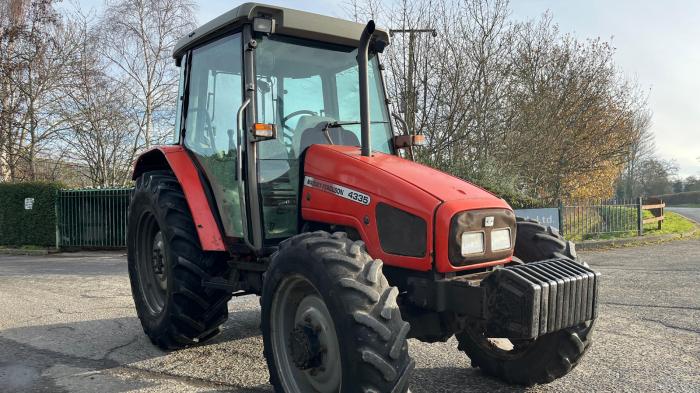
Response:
183,33,245,239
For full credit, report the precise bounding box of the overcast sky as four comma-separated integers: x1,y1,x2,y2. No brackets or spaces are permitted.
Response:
71,0,700,178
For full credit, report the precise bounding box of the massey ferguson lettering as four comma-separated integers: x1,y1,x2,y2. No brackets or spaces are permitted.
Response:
304,177,371,206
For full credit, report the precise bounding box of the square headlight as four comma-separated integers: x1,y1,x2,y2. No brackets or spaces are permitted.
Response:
461,231,484,256
491,228,512,251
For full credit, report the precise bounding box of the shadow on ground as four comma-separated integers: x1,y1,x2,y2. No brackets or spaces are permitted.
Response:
0,308,270,392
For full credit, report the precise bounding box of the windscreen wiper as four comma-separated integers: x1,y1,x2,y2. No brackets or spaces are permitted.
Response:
324,120,389,128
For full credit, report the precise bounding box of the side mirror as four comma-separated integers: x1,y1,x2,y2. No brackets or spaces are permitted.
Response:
251,123,278,141
393,133,426,149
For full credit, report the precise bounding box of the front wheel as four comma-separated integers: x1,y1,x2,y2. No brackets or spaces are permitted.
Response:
456,217,594,385
261,231,414,393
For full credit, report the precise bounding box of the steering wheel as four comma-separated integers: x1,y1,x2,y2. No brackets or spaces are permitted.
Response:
282,110,317,132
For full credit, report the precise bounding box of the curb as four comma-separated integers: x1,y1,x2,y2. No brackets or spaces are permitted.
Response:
577,226,699,251
0,248,57,256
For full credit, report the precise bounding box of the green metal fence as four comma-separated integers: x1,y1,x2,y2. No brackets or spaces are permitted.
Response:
57,188,132,248
560,197,664,240
561,199,640,239
54,189,662,248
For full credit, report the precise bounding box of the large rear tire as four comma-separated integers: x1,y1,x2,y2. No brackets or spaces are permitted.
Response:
127,170,232,349
261,231,414,393
456,217,594,385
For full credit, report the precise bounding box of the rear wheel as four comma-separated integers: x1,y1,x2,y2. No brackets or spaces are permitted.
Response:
261,231,414,393
456,217,594,385
128,170,232,349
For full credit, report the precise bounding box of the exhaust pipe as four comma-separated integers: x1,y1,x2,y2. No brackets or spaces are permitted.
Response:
358,20,376,157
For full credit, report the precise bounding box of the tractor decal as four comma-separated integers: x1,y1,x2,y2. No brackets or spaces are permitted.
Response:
304,176,371,206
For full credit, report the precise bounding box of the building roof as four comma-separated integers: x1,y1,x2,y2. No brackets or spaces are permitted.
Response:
173,2,390,60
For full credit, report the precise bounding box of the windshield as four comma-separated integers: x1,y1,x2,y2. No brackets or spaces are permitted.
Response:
254,35,393,242
255,35,394,159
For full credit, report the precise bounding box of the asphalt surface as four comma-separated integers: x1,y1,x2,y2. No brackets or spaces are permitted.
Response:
668,207,700,224
1,240,699,393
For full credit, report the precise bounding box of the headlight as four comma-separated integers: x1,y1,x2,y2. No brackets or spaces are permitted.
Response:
449,208,516,267
491,228,512,251
461,231,484,255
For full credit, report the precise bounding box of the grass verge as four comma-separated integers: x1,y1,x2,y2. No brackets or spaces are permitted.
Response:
576,211,696,241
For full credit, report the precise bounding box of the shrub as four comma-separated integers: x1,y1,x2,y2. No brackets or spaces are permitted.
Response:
653,191,700,206
471,179,545,209
0,182,62,247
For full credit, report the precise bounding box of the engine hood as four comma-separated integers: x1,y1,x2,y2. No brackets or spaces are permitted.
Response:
322,145,509,206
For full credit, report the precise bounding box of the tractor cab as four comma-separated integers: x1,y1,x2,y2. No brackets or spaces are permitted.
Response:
170,3,394,250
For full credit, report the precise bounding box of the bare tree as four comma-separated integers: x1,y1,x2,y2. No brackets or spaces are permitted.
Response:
349,0,651,203
57,11,139,187
0,0,81,182
100,0,196,150
0,0,28,181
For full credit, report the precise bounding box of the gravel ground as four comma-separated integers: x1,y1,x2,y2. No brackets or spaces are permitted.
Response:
0,240,698,393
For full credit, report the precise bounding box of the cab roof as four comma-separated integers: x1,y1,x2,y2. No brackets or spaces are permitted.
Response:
172,2,390,60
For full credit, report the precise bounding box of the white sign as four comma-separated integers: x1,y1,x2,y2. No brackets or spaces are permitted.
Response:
304,176,371,206
24,197,35,210
514,208,560,230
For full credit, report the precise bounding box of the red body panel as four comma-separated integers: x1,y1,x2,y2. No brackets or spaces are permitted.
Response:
303,146,439,271
302,145,513,272
133,146,226,251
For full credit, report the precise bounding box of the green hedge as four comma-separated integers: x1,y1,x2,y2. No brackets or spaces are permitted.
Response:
0,182,62,247
653,191,700,206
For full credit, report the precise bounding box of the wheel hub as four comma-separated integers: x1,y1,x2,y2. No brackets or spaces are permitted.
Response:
151,231,167,290
270,277,342,393
289,324,323,370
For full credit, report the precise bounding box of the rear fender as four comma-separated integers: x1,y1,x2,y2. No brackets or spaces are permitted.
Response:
132,146,226,251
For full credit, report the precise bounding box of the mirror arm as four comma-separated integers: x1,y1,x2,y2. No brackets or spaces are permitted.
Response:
392,112,414,161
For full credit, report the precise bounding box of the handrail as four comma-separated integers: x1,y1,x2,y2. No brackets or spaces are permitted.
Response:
236,97,253,248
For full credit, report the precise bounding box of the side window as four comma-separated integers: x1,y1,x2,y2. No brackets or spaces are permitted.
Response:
185,38,242,157
184,34,244,237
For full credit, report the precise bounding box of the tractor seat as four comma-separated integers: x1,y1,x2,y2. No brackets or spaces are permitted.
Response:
293,115,360,156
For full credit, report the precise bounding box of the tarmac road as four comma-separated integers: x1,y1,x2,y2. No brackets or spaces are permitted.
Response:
667,207,700,223
0,240,699,393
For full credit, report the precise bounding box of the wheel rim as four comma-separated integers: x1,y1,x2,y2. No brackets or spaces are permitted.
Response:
135,211,167,316
270,275,341,393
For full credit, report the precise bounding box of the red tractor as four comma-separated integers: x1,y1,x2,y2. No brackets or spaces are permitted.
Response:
127,3,599,392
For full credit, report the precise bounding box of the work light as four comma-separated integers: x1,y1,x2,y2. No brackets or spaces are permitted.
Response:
491,228,512,251
461,231,484,256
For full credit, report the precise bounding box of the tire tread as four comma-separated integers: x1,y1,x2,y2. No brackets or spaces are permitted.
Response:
127,171,231,350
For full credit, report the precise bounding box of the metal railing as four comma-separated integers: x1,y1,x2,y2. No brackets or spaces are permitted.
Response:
53,188,665,248
560,197,664,240
57,188,132,248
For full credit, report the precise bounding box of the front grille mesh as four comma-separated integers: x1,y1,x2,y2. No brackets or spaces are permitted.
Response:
482,258,600,338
